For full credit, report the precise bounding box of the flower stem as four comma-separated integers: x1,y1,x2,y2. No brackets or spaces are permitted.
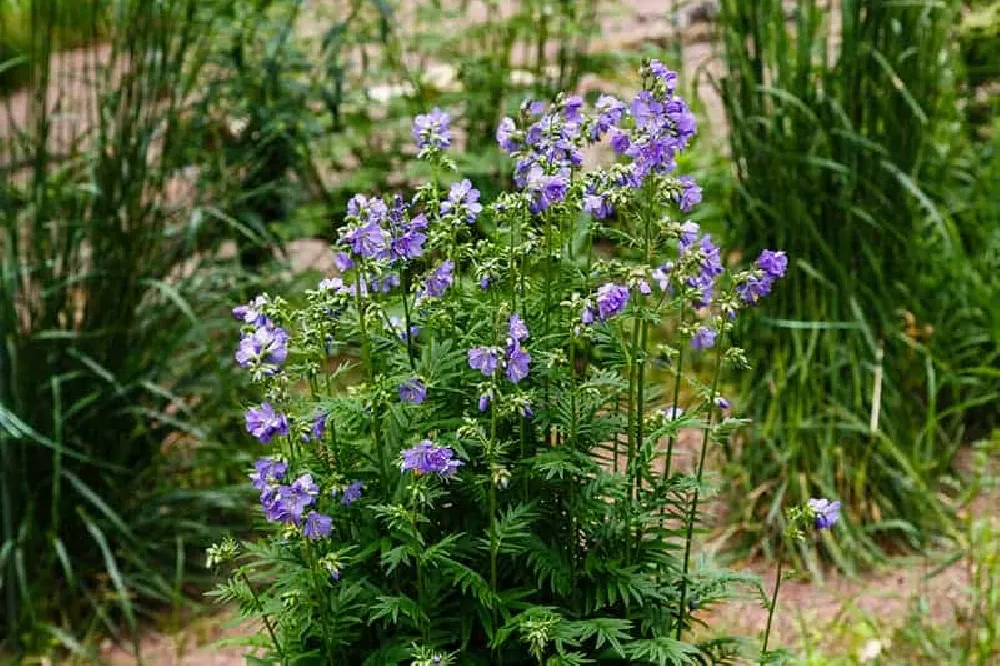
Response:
488,395,500,649
761,539,786,660
412,490,428,641
356,275,389,491
675,342,725,639
634,206,652,557
240,571,283,662
625,315,640,567
662,341,685,481
401,272,416,371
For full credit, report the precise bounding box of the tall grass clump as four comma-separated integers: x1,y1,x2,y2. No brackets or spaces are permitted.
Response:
0,0,105,91
206,61,843,664
715,0,998,569
0,0,255,656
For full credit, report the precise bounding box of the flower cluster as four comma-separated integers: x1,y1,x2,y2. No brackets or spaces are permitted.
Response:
582,283,631,324
412,107,451,152
440,179,483,225
738,249,789,304
233,295,290,379
245,402,289,443
400,440,463,477
468,314,532,385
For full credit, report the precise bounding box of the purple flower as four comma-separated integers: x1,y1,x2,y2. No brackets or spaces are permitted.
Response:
506,345,531,383
235,325,289,372
340,221,388,260
245,403,289,443
508,314,529,342
609,128,631,154
261,475,317,525
595,283,630,321
480,276,491,290
319,276,344,291
441,179,483,224
389,316,419,342
341,481,363,506
346,194,388,224
592,95,627,140
679,221,701,249
420,260,454,299
525,166,569,213
691,326,717,351
409,213,428,232
562,95,584,122
249,457,287,491
400,440,463,477
312,414,327,439
677,176,702,212
647,60,678,93
302,413,327,442
662,405,684,420
496,117,518,153
370,273,400,294
808,498,841,530
333,252,354,272
478,393,491,412
399,377,427,404
291,473,319,497
651,263,673,291
232,296,270,327
391,227,426,261
519,402,534,419
680,233,723,307
412,107,451,151
468,346,499,376
581,306,595,325
715,397,730,410
584,192,613,219
303,511,333,540
757,250,788,279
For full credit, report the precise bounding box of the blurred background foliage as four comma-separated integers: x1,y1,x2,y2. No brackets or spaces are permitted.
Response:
715,0,1000,572
0,0,997,660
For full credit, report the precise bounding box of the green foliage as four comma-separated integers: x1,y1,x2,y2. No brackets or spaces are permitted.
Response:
0,0,264,656
716,0,999,569
209,67,789,663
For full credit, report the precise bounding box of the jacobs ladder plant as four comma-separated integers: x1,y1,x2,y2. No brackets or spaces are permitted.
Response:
209,61,810,664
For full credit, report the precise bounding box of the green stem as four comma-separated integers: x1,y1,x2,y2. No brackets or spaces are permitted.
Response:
761,539,786,660
634,209,651,556
241,571,284,663
625,316,640,567
662,342,686,481
413,490,428,641
489,394,500,647
676,342,725,640
401,271,416,371
569,333,579,601
543,211,553,443
356,275,389,491
659,339,685,537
